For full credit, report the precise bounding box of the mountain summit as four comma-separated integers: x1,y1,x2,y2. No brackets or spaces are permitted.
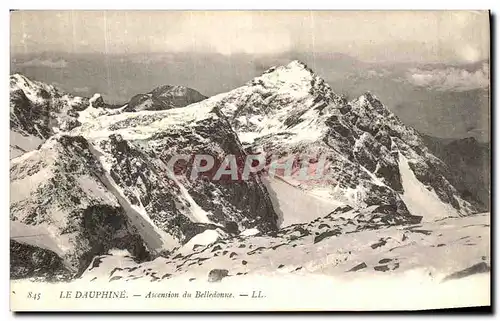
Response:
193,61,478,225
124,84,207,112
197,60,346,145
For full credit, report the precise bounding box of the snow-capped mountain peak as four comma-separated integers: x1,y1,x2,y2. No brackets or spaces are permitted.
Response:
253,60,316,93
200,60,345,145
89,93,102,104
196,61,479,223
124,84,207,112
9,74,92,159
250,60,339,103
10,73,60,104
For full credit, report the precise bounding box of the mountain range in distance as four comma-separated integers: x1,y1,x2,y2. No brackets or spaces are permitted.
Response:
11,52,490,143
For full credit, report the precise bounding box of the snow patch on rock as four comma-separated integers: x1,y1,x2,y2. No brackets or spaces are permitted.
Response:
398,152,460,221
240,228,261,237
179,229,221,255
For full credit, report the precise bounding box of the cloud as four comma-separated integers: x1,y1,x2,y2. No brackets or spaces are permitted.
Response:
10,11,490,63
17,58,68,68
359,69,392,79
404,63,489,91
129,53,178,65
73,86,90,93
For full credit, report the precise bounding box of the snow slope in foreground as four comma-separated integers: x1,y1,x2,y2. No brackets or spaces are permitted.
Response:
71,212,490,288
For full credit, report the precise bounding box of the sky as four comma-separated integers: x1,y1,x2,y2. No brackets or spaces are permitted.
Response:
11,10,490,63
9,11,490,141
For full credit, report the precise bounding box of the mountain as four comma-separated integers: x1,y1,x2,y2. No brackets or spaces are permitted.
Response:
422,135,490,209
10,83,278,277
194,61,478,223
123,84,207,112
10,135,150,277
10,74,89,158
9,74,121,159
9,62,488,283
72,100,279,244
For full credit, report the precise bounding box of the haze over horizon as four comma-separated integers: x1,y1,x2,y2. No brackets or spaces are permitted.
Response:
10,10,490,142
11,11,489,63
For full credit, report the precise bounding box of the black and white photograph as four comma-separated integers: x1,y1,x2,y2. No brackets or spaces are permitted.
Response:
9,10,491,311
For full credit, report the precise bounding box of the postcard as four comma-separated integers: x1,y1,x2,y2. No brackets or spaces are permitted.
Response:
9,10,490,311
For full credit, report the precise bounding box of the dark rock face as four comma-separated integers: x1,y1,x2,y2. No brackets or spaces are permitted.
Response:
10,88,53,139
209,62,476,222
96,109,278,241
348,262,367,272
152,118,277,233
151,85,207,107
422,135,490,210
342,93,476,215
91,95,105,108
207,269,229,282
76,205,150,275
124,85,206,112
10,240,70,281
98,134,186,240
10,74,89,141
442,262,490,282
314,229,341,243
9,74,129,160
225,221,240,235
